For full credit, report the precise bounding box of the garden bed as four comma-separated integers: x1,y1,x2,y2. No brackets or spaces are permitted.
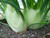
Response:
0,19,50,38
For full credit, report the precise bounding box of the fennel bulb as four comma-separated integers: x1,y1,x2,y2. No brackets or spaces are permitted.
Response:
5,4,27,32
23,8,47,29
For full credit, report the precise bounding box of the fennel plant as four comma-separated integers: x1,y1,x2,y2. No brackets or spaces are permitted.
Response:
0,0,50,33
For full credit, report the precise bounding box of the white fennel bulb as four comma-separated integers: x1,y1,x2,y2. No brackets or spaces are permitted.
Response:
23,8,47,29
5,4,27,32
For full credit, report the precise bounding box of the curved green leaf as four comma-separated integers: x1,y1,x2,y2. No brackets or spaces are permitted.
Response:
21,0,26,9
0,0,25,20
40,0,49,14
0,5,5,13
8,0,20,9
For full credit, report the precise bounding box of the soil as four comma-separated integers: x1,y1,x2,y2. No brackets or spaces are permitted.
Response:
0,19,50,38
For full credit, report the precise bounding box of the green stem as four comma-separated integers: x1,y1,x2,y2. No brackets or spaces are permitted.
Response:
21,0,26,9
8,0,20,9
0,22,9,26
28,21,50,28
0,12,6,18
0,5,5,13
40,0,49,14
